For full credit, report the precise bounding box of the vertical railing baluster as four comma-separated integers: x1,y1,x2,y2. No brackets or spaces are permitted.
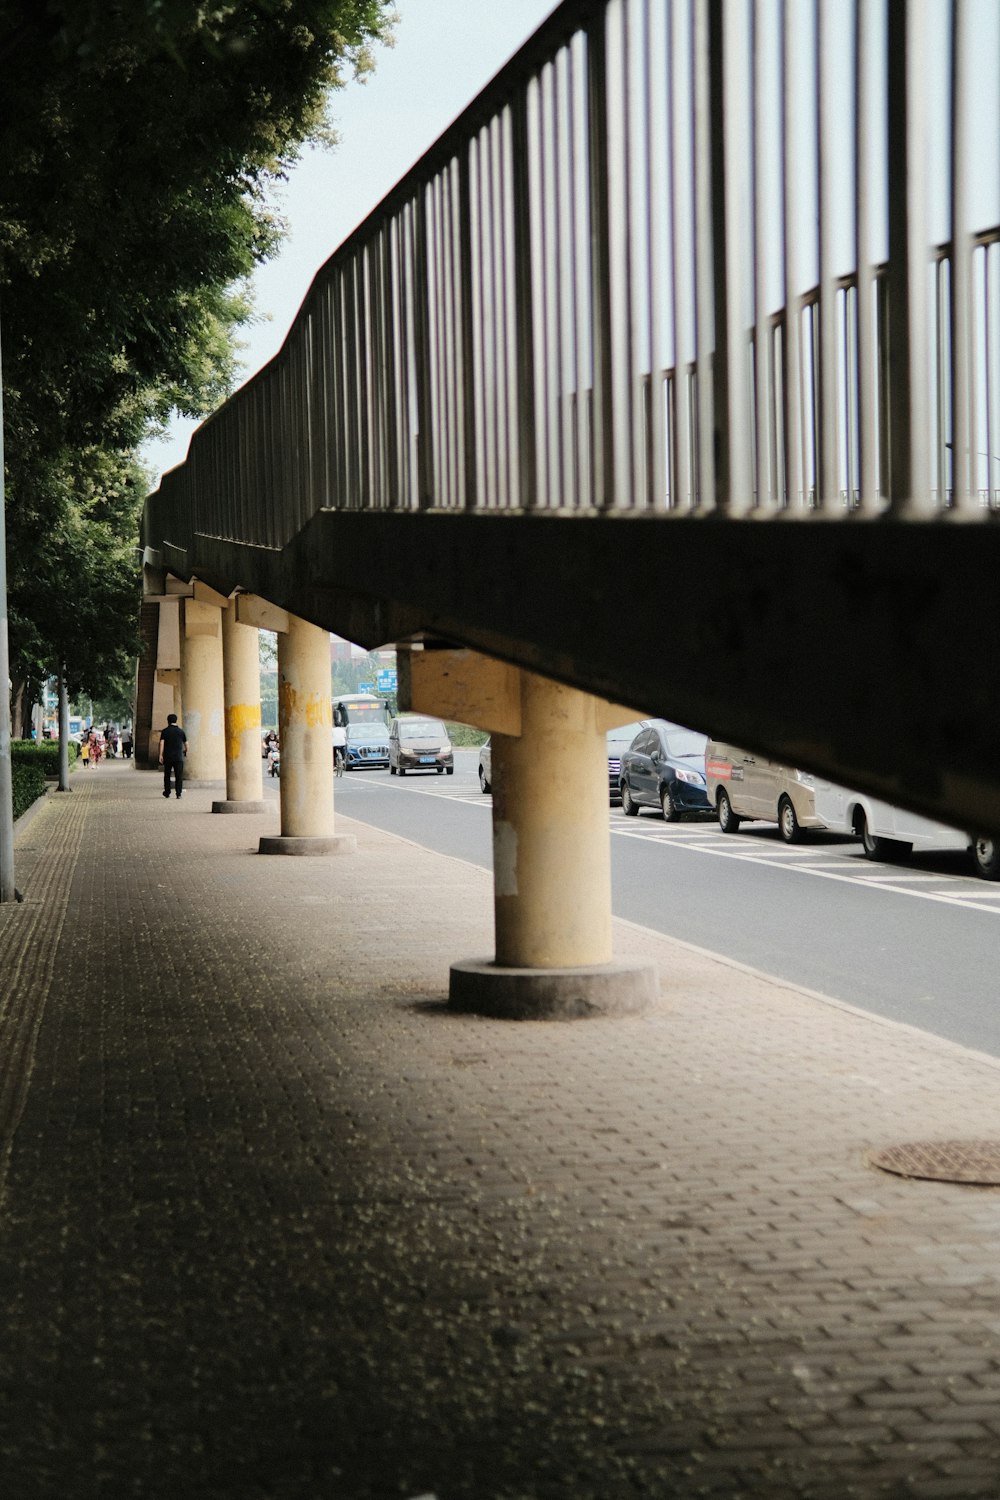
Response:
511,87,539,510
668,0,693,513
607,0,634,509
693,0,716,511
886,0,932,513
817,0,838,512
844,284,858,508
751,0,769,512
986,246,998,509
855,0,879,514
500,109,519,507
446,162,464,509
536,65,557,508
936,257,950,507
645,0,667,511
708,0,752,514
555,48,575,510
431,176,447,506
950,0,973,512
781,0,803,512
458,141,479,516
587,7,613,510
413,183,434,510
566,41,587,510
492,116,510,507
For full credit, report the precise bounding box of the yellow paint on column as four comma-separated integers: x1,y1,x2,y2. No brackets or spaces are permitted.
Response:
278,615,335,838
225,701,262,763
221,598,264,802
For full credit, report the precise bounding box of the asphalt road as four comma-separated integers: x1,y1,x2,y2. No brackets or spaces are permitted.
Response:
269,750,1000,1058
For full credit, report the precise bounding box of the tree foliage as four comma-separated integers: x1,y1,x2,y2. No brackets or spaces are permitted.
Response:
0,0,395,707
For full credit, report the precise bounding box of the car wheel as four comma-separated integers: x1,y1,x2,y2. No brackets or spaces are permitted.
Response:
660,787,680,822
858,811,908,862
446,766,454,775
479,766,490,793
778,795,802,844
972,837,1000,880
622,782,639,817
398,767,406,777
717,789,741,833
389,764,396,775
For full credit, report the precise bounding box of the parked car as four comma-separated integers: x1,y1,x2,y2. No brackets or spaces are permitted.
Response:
478,739,492,793
813,779,1000,880
606,721,644,804
619,720,711,820
388,716,454,776
705,740,824,842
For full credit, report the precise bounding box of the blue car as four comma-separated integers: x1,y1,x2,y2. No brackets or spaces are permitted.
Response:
619,720,711,821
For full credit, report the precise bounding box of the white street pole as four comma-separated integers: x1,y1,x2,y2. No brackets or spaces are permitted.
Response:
0,308,17,900
57,670,70,792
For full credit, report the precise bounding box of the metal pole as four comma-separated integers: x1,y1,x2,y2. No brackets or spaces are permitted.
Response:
57,669,70,792
0,306,17,900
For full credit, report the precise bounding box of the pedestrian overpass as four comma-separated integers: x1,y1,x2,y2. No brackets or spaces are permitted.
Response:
138,0,1000,1015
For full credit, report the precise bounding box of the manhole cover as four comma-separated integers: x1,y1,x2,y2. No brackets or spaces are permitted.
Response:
868,1140,1000,1185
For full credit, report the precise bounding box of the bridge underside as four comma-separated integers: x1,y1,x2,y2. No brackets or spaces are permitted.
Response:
154,512,1000,838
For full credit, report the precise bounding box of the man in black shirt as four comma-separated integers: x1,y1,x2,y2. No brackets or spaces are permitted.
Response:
158,713,188,799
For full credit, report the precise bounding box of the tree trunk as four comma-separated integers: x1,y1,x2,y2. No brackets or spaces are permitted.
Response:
11,678,25,740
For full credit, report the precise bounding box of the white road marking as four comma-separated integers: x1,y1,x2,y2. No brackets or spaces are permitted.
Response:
612,823,1000,914
342,774,1000,914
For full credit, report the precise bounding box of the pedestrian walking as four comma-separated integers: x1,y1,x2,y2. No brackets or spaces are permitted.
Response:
158,713,187,799
121,728,133,760
80,733,90,768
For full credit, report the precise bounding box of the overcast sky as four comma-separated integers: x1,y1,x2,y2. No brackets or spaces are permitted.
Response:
145,0,556,482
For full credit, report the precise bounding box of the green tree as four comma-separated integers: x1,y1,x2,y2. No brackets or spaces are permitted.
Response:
0,0,395,708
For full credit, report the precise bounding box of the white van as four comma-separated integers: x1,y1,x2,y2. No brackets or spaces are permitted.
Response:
813,780,1000,881
705,740,825,843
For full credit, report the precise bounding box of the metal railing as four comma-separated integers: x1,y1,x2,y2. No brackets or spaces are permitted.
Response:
147,0,1000,555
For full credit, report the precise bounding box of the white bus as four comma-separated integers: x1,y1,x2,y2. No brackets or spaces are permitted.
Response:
331,693,390,769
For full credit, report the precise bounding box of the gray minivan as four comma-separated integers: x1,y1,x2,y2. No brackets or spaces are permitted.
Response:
388,716,454,776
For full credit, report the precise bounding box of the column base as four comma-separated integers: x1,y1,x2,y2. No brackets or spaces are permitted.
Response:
258,834,357,857
212,799,269,814
448,958,657,1020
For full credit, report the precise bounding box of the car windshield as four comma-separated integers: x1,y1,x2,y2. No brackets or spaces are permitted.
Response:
662,728,707,759
607,722,643,751
399,720,445,740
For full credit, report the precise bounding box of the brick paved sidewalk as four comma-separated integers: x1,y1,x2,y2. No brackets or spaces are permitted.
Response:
1,761,1000,1499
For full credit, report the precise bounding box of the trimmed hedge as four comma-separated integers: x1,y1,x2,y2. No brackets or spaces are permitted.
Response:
10,740,79,821
12,739,77,775
12,762,46,820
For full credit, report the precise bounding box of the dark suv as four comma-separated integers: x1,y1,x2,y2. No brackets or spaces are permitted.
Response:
619,720,710,820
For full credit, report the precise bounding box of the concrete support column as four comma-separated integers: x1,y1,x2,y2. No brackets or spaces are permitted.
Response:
212,597,266,814
399,645,656,1018
259,612,355,857
180,598,225,782
492,674,612,968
